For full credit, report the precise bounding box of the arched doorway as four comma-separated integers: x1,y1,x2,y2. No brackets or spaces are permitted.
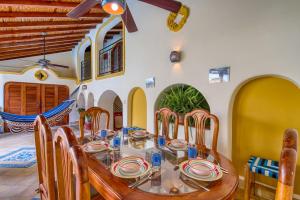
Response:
113,96,123,131
77,37,92,82
232,76,300,193
98,90,123,130
128,88,147,129
87,92,94,109
77,93,85,109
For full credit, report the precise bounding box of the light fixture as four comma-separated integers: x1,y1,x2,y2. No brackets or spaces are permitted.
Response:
170,51,181,63
102,0,126,15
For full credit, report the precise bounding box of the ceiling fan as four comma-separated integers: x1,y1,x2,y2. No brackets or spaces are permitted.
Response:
0,33,69,70
67,0,183,33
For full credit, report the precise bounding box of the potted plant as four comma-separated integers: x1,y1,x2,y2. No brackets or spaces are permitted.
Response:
157,85,210,126
84,114,92,130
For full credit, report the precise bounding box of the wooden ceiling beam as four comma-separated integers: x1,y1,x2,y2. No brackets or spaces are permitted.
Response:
0,12,108,18
0,0,102,9
0,44,76,54
0,26,94,35
0,48,73,61
0,20,101,28
0,33,86,44
0,40,80,50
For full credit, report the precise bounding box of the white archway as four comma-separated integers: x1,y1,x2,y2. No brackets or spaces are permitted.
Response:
98,90,123,130
87,92,94,109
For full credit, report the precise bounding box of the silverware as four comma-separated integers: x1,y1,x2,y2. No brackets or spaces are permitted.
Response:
128,171,153,188
207,155,229,174
181,175,210,191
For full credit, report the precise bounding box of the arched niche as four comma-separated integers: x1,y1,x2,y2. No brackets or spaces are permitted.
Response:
154,84,210,141
128,87,147,129
98,90,123,130
231,76,300,194
154,83,210,119
77,37,92,81
87,92,94,109
77,93,86,109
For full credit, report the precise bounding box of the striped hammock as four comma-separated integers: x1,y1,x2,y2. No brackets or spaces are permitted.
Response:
0,87,79,133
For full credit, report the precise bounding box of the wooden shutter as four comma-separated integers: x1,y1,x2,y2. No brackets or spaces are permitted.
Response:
41,84,57,112
4,82,22,114
23,83,41,115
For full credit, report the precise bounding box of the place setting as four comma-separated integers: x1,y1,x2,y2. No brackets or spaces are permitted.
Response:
83,129,121,153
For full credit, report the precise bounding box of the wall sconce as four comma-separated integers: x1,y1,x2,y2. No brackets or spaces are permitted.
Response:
82,85,87,90
170,51,181,63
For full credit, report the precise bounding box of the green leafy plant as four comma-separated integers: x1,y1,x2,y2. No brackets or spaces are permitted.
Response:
157,85,210,127
158,85,210,114
77,108,85,113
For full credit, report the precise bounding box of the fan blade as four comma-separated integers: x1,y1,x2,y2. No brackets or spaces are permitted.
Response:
121,5,138,33
48,63,69,69
67,0,99,18
137,0,182,13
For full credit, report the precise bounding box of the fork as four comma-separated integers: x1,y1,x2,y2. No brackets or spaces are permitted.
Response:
180,174,210,191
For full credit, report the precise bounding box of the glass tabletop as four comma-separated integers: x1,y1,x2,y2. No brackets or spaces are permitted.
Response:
84,132,213,196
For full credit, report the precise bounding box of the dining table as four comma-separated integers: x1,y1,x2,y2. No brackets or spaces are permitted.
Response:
77,130,239,200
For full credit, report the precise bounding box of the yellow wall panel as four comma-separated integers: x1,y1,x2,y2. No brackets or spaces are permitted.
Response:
233,76,300,193
131,89,147,129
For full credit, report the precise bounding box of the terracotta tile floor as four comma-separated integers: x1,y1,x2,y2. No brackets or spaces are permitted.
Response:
0,133,38,200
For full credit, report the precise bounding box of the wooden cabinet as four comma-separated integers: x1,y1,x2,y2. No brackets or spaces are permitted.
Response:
4,82,69,124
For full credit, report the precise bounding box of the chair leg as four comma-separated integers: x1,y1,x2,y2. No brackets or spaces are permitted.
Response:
244,164,253,200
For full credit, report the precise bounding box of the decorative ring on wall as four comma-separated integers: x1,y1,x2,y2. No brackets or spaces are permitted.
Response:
167,5,190,32
34,70,48,81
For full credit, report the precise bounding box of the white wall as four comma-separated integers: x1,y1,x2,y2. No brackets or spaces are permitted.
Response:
74,0,300,159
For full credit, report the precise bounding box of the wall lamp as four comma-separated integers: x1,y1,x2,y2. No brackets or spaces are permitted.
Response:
170,51,181,63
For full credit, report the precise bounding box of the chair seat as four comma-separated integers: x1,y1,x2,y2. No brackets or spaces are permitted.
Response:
248,156,279,179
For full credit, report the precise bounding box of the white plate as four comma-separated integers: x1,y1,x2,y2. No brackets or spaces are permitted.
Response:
179,159,223,182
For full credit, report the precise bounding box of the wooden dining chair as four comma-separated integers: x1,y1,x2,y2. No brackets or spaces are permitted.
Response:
184,109,219,154
275,129,298,200
34,115,56,200
244,129,298,200
79,107,110,140
154,107,179,140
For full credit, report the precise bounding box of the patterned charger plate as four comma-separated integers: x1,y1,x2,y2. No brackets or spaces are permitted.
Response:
131,131,148,139
111,156,151,179
179,159,223,181
83,141,109,153
166,139,188,151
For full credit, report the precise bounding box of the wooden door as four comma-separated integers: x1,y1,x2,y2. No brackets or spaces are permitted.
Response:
56,85,69,125
4,82,69,127
23,83,41,115
41,84,57,113
4,82,23,115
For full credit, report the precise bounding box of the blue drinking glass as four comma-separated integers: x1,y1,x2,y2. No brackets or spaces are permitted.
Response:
188,144,198,159
100,129,107,139
151,150,161,169
113,136,121,149
122,127,128,136
158,135,166,147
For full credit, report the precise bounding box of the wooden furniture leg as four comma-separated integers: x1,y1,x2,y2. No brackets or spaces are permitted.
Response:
244,164,253,200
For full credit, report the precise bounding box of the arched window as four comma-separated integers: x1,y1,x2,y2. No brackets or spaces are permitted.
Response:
81,46,92,81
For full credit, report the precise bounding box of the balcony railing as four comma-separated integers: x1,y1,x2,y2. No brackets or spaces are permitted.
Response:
98,39,123,76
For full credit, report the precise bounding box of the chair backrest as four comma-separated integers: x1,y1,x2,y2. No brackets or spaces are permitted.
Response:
79,107,110,140
34,115,56,200
275,129,298,200
53,127,90,200
154,108,179,140
184,109,219,154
